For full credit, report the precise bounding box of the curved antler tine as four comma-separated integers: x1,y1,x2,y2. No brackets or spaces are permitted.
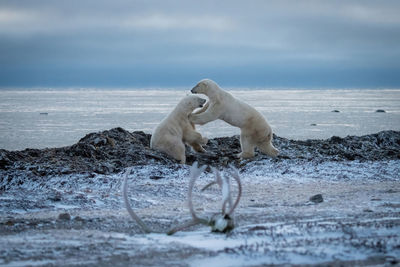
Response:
201,167,222,192
221,173,231,215
201,181,217,192
188,162,207,221
227,175,233,209
226,166,242,216
222,174,233,214
167,220,201,235
212,167,223,187
189,161,206,179
122,168,152,233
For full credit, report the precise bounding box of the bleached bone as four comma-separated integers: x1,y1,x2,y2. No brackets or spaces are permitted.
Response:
123,162,242,235
168,162,242,235
187,162,208,223
225,165,242,216
122,168,152,234
123,164,207,234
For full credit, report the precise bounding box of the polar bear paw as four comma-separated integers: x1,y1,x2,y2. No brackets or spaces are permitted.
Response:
237,152,255,159
201,137,208,145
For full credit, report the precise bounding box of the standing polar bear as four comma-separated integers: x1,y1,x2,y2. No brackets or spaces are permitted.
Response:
189,79,279,159
150,95,208,164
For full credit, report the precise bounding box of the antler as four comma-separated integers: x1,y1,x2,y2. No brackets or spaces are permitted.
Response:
187,162,208,223
122,168,152,234
169,162,242,235
168,162,208,235
200,167,222,192
123,162,242,235
225,165,242,216
201,165,241,216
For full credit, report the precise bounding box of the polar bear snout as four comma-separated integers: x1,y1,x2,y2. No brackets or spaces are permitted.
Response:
191,81,207,94
191,85,199,94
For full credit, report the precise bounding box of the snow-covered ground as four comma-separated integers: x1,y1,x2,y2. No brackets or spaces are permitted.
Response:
1,159,399,266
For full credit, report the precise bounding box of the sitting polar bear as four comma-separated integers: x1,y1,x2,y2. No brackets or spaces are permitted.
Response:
150,95,208,164
189,79,278,159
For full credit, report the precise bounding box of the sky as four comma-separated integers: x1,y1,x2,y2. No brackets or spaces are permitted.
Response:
0,0,400,88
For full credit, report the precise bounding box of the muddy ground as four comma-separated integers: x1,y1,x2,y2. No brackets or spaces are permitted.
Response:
0,129,399,266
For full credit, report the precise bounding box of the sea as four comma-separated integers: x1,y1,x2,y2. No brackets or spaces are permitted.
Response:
0,88,399,151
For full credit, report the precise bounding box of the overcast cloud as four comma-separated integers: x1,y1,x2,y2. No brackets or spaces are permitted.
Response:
0,0,399,88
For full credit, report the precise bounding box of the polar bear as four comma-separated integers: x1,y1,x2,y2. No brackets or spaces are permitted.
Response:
189,79,278,159
150,95,208,164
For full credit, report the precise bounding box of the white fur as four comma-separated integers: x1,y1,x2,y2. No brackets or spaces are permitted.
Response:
150,95,208,164
189,79,278,159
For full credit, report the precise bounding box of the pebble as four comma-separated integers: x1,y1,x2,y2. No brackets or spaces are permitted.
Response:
310,194,323,203
5,220,15,226
74,216,85,222
48,191,62,202
58,213,71,220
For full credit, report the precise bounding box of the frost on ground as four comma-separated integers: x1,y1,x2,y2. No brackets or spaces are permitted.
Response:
0,130,399,266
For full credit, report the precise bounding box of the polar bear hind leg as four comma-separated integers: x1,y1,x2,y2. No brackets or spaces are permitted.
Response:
257,142,279,157
238,133,256,159
257,132,279,157
171,142,186,164
161,138,186,164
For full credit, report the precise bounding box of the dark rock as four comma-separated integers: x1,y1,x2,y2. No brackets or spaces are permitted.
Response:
74,216,85,222
310,194,323,203
385,256,398,265
5,220,15,226
375,109,386,113
0,151,10,169
329,136,342,144
310,123,317,126
385,189,398,194
48,191,62,202
343,152,356,161
150,175,163,180
58,213,71,220
249,225,268,231
331,110,340,113
0,128,399,184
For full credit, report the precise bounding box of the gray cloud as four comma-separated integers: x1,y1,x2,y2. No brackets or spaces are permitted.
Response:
0,0,399,87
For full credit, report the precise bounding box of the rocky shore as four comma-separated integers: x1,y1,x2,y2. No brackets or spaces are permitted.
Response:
0,127,399,182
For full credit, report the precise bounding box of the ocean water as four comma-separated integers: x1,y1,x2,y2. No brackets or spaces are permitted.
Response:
0,89,399,151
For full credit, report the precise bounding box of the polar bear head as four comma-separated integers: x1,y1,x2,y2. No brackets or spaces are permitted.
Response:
179,95,206,114
191,79,220,96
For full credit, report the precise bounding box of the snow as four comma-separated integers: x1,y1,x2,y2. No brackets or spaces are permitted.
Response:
1,158,399,266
